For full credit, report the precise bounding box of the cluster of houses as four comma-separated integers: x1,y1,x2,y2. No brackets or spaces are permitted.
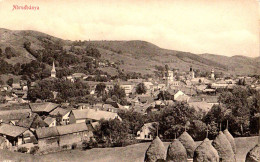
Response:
0,102,121,153
1,63,260,152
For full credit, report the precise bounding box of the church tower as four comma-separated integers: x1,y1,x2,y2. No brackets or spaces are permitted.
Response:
51,61,56,78
211,69,215,80
190,66,195,79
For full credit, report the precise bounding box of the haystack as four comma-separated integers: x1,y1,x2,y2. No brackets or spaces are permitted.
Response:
212,131,235,162
245,144,260,162
144,136,166,162
166,139,187,162
178,131,196,158
193,138,219,162
223,129,236,154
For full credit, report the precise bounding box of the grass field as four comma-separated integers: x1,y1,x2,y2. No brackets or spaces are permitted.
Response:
0,136,258,162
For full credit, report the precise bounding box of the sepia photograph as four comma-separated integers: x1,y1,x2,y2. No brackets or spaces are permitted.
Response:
0,0,259,161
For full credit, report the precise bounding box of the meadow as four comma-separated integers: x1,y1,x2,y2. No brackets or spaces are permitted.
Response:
0,136,258,162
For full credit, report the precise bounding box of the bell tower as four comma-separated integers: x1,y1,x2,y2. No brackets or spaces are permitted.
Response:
51,61,56,78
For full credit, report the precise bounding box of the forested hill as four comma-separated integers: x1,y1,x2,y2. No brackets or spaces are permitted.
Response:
0,28,259,77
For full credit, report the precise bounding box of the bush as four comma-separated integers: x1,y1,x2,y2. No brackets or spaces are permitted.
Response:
30,146,39,154
62,145,68,149
18,147,28,153
72,143,77,150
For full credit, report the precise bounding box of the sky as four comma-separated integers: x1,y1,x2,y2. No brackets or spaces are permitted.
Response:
0,0,259,57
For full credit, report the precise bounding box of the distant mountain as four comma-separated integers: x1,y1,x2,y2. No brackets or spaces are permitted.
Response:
0,28,259,76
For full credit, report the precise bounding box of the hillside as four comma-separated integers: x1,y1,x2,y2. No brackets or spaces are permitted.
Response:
0,28,259,76
200,54,260,75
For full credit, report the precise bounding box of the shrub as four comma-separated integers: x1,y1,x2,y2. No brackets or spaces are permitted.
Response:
18,147,28,153
62,145,68,149
30,146,39,154
72,143,77,150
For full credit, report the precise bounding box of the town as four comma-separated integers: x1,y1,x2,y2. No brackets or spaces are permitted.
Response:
0,42,260,159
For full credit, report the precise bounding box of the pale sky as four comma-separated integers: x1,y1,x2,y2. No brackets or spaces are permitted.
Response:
0,0,259,57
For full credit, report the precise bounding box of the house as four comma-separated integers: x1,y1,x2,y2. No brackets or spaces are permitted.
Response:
138,96,154,104
188,101,213,112
36,123,93,151
72,73,87,79
0,109,31,125
168,90,184,100
120,82,134,96
49,108,72,125
16,113,48,130
175,95,190,102
143,82,154,90
44,117,57,127
35,127,59,151
56,123,93,147
69,109,121,124
0,124,35,147
29,102,59,116
136,122,158,140
0,136,10,149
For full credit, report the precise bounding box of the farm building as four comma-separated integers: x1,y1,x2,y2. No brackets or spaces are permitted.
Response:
69,109,121,124
0,124,35,147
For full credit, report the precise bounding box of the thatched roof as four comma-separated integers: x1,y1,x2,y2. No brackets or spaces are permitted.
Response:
193,138,219,162
144,136,166,162
166,139,187,162
245,144,260,162
212,131,235,162
223,129,236,154
178,131,196,158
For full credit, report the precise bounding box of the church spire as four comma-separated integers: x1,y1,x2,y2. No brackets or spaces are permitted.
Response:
51,61,56,78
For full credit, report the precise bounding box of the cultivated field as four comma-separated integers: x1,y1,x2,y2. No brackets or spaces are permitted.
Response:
0,136,258,162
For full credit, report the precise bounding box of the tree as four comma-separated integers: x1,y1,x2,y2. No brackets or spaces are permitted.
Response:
158,102,197,139
95,119,131,147
7,78,13,86
136,83,147,94
109,84,126,100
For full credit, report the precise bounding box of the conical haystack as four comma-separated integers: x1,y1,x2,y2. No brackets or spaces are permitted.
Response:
193,138,219,162
212,131,235,162
223,129,236,154
245,144,260,162
166,139,187,162
144,136,166,162
178,131,196,158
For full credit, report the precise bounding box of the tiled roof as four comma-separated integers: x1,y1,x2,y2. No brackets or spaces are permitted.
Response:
17,113,47,128
71,109,120,121
49,107,71,116
44,117,56,125
36,127,59,139
36,123,90,139
0,124,28,137
0,109,30,122
30,102,59,113
57,123,88,135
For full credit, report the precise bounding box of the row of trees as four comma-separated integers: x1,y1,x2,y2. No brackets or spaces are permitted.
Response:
27,79,90,102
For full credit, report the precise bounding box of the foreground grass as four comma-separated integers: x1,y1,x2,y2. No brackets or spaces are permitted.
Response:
0,136,258,162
